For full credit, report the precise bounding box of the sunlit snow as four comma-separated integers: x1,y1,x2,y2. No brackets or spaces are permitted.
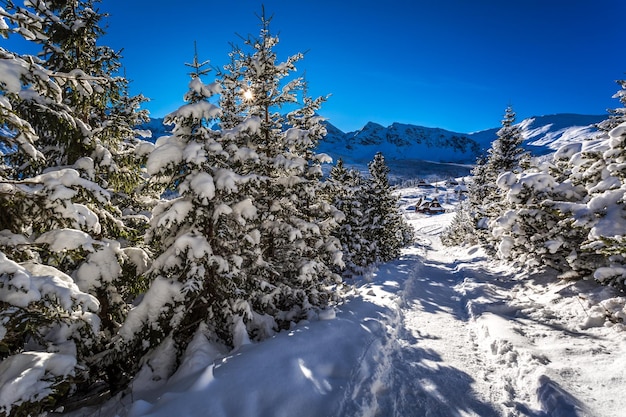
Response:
63,181,626,417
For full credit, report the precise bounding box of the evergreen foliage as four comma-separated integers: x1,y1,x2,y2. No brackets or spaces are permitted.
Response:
442,106,527,248
362,152,414,264
480,106,527,229
326,154,412,277
326,159,369,277
440,202,478,247
7,2,626,414
121,12,345,388
597,79,626,132
572,123,626,287
221,12,344,329
451,91,626,291
0,1,150,413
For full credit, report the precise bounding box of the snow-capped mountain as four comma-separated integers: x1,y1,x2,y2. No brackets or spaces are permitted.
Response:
320,121,481,164
139,113,607,181
320,113,606,163
318,113,606,181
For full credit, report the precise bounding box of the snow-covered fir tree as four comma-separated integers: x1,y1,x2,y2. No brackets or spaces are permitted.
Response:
442,106,527,249
326,159,370,277
481,106,527,224
568,122,626,287
2,0,151,324
119,52,253,374
217,12,344,330
490,153,586,270
5,0,150,193
462,155,491,242
0,50,103,417
487,106,527,173
440,202,478,247
284,84,344,279
597,79,626,132
362,152,413,264
478,89,626,289
0,2,151,413
121,14,344,387
531,83,626,287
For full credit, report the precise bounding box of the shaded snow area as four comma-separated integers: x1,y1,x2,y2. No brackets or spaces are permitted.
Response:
67,186,626,417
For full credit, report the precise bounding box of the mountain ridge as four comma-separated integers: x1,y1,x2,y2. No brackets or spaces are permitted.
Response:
140,113,607,180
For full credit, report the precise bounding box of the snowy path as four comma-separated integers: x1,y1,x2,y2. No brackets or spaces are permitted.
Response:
338,214,626,417
335,213,624,417
340,253,502,417
336,219,504,417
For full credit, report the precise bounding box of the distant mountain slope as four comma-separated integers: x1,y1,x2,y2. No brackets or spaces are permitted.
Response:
320,121,480,165
520,113,606,153
468,113,606,156
139,113,607,180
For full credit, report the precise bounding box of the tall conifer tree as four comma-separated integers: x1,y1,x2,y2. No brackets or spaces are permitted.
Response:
326,159,369,277
0,1,151,412
120,46,267,371
220,11,343,328
362,152,413,264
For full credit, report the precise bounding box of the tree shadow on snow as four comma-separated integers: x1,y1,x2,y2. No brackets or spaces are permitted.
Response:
516,376,589,417
337,333,501,417
386,344,501,417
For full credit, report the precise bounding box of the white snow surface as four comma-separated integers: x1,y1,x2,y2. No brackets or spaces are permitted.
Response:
65,184,626,417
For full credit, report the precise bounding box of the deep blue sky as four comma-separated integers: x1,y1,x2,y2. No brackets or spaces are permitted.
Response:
8,1,626,133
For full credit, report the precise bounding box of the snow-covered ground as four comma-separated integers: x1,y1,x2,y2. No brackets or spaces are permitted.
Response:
66,184,626,417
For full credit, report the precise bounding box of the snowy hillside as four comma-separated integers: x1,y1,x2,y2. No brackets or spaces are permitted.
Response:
140,113,605,181
469,113,606,156
63,182,626,417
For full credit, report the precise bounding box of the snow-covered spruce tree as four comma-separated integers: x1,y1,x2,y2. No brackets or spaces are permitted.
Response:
362,152,413,264
0,2,151,410
0,16,110,417
441,155,489,246
597,79,626,132
489,150,587,272
326,159,371,277
118,53,255,376
485,102,626,285
3,0,152,331
545,83,626,285
569,122,626,288
466,155,489,222
440,201,479,247
285,84,344,277
442,106,527,249
4,0,152,237
482,106,527,218
574,83,626,288
216,13,343,330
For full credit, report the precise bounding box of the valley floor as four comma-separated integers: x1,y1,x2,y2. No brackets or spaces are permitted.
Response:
66,206,626,417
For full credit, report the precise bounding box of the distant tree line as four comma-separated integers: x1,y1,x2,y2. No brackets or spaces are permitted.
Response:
0,1,412,415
